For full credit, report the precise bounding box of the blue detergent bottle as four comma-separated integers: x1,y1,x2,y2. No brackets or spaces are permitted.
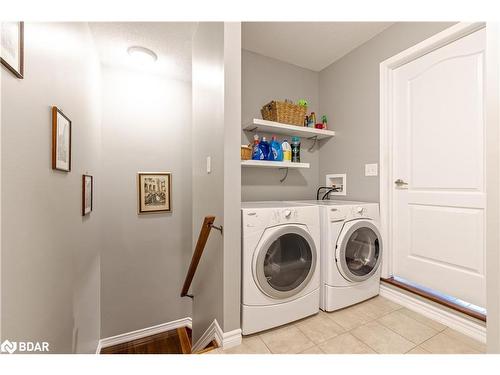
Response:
251,134,264,160
259,136,270,160
269,136,283,161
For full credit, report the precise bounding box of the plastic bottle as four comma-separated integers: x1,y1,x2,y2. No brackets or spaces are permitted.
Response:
259,136,270,160
321,115,328,130
291,136,301,163
310,112,316,126
307,116,314,128
269,136,283,161
251,134,264,160
281,139,292,162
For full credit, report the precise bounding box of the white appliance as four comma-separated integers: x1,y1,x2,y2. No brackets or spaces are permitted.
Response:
292,200,382,311
241,201,320,335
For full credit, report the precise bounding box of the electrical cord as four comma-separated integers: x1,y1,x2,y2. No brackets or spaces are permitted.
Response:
316,186,331,200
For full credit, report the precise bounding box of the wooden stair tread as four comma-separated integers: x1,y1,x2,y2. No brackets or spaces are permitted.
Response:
197,340,218,354
177,327,192,354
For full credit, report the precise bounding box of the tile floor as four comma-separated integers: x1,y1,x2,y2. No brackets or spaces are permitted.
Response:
208,296,486,354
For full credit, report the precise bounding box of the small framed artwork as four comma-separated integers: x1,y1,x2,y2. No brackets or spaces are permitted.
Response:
138,172,172,214
1,22,24,79
82,175,93,216
51,106,72,172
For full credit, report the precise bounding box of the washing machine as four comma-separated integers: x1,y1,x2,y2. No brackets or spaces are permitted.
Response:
292,200,383,311
241,201,320,335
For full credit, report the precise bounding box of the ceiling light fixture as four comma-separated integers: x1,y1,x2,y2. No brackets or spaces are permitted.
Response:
127,46,158,64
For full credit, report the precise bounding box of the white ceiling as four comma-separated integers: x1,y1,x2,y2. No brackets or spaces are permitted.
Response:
242,22,393,71
89,22,197,81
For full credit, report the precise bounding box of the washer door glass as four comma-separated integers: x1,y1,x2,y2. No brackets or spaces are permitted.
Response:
256,226,316,299
338,221,382,282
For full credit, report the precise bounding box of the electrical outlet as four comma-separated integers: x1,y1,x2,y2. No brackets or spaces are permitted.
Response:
365,163,378,176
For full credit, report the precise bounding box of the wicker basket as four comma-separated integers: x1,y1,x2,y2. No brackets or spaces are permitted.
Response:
261,101,307,126
241,145,252,160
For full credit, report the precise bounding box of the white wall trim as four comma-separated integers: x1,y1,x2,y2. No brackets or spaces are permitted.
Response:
96,317,192,354
379,21,486,279
191,319,242,353
380,284,486,343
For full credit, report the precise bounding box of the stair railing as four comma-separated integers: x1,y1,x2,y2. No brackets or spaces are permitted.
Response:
181,216,222,298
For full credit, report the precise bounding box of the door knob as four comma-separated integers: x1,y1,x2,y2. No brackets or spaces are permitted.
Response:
394,178,408,187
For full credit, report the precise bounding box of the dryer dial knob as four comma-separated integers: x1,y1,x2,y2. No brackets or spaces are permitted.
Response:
284,209,292,218
356,206,364,214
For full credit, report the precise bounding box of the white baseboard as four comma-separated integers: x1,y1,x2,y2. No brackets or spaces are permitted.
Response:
96,316,192,354
380,284,486,343
192,319,242,353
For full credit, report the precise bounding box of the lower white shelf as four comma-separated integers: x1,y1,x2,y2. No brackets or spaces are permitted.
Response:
241,160,310,169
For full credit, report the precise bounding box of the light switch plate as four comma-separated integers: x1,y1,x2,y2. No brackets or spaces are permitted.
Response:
206,156,211,173
365,163,378,176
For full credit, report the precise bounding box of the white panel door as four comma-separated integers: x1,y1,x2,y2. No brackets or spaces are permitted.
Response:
393,28,486,307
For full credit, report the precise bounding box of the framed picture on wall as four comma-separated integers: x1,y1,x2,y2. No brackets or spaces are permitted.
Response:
82,175,93,216
51,106,72,172
1,21,24,79
138,172,171,214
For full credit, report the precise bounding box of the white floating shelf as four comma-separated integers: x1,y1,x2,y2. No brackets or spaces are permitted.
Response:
243,119,335,140
241,160,310,169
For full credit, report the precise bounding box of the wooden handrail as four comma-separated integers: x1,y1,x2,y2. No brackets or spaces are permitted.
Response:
181,216,216,298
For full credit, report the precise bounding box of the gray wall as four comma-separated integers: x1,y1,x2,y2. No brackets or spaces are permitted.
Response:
191,22,225,343
318,22,455,202
99,65,192,338
1,22,102,353
241,50,320,201
191,22,242,342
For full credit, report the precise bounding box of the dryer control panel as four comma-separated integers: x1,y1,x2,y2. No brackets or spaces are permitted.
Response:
326,203,379,222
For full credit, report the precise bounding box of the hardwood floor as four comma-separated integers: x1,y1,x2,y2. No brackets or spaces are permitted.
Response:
100,327,217,354
381,277,486,322
101,330,186,354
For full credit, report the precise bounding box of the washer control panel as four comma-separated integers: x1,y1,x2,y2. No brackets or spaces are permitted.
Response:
243,206,306,231
272,208,298,223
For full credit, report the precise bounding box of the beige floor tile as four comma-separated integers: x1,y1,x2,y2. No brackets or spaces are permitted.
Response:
420,332,481,354
406,346,430,354
221,336,271,354
259,325,314,354
325,305,373,331
351,296,402,319
319,332,375,354
300,346,325,354
377,310,438,344
442,328,486,353
398,308,447,332
295,312,346,344
351,321,415,354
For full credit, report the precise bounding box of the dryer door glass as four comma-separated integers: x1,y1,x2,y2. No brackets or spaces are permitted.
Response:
338,221,382,282
256,227,316,299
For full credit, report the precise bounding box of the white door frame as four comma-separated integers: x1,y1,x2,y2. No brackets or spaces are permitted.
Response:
379,22,486,279
485,22,500,354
